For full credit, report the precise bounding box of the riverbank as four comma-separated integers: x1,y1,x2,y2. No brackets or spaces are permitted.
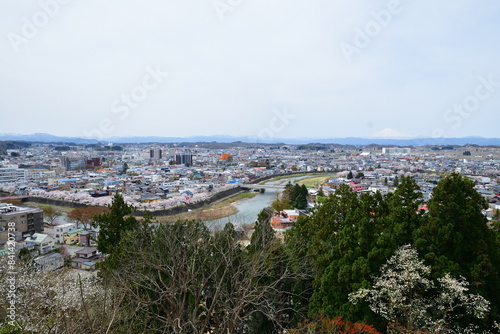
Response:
257,173,310,184
296,174,336,188
257,172,337,188
155,192,257,222
24,202,74,213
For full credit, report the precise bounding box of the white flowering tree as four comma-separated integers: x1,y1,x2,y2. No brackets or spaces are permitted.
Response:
0,258,122,333
0,185,16,194
349,245,490,333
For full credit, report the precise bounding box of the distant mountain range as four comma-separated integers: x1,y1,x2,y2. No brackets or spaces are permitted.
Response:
1,133,500,146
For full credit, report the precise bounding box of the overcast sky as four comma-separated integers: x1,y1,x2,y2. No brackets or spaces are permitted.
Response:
1,0,499,140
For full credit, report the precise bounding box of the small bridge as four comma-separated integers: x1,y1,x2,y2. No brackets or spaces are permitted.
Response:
240,184,287,192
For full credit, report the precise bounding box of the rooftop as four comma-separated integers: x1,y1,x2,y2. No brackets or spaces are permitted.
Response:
0,203,41,215
76,247,97,255
65,228,85,235
34,252,63,265
26,233,51,244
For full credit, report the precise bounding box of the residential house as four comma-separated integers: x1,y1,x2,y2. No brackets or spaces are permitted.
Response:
349,182,366,193
79,230,98,247
270,209,303,231
24,233,55,255
63,228,85,245
368,184,389,195
34,252,64,272
71,248,100,271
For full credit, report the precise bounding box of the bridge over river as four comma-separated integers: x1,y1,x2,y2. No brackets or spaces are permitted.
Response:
239,184,286,192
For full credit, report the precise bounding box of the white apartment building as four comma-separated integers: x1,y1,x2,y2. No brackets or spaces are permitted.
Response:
0,165,26,184
44,223,78,244
382,147,411,155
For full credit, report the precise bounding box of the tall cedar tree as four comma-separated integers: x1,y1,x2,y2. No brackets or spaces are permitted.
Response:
290,184,308,210
414,173,500,326
92,193,138,270
249,209,275,252
288,184,387,326
374,177,424,263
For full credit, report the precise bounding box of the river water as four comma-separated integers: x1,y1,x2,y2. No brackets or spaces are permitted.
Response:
205,176,312,230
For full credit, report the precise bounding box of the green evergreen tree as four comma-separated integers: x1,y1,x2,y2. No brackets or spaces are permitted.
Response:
393,175,399,187
121,162,129,174
347,171,353,179
415,173,500,327
295,185,386,326
292,185,308,210
375,177,424,261
290,184,308,210
249,209,275,252
92,193,138,270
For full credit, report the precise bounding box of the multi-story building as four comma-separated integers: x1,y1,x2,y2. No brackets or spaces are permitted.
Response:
176,154,193,166
44,222,78,244
150,148,163,161
60,155,88,171
382,147,411,155
86,157,101,167
0,203,43,241
0,165,26,184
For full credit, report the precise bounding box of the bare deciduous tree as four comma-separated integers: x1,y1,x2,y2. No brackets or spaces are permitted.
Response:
106,220,308,333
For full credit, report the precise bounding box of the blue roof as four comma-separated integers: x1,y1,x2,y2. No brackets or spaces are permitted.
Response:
66,228,85,235
58,178,79,182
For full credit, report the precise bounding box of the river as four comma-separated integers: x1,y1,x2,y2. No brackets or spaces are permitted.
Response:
205,175,312,230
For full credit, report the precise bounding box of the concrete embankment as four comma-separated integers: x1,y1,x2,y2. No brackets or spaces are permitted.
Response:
5,187,244,217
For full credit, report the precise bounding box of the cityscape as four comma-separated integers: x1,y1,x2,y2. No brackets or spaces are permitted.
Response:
1,139,500,332
2,0,500,332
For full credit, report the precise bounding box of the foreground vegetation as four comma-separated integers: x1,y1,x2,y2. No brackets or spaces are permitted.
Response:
1,173,499,333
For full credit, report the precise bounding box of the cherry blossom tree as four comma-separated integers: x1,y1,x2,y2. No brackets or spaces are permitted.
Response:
349,245,490,333
0,258,120,333
0,185,16,194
